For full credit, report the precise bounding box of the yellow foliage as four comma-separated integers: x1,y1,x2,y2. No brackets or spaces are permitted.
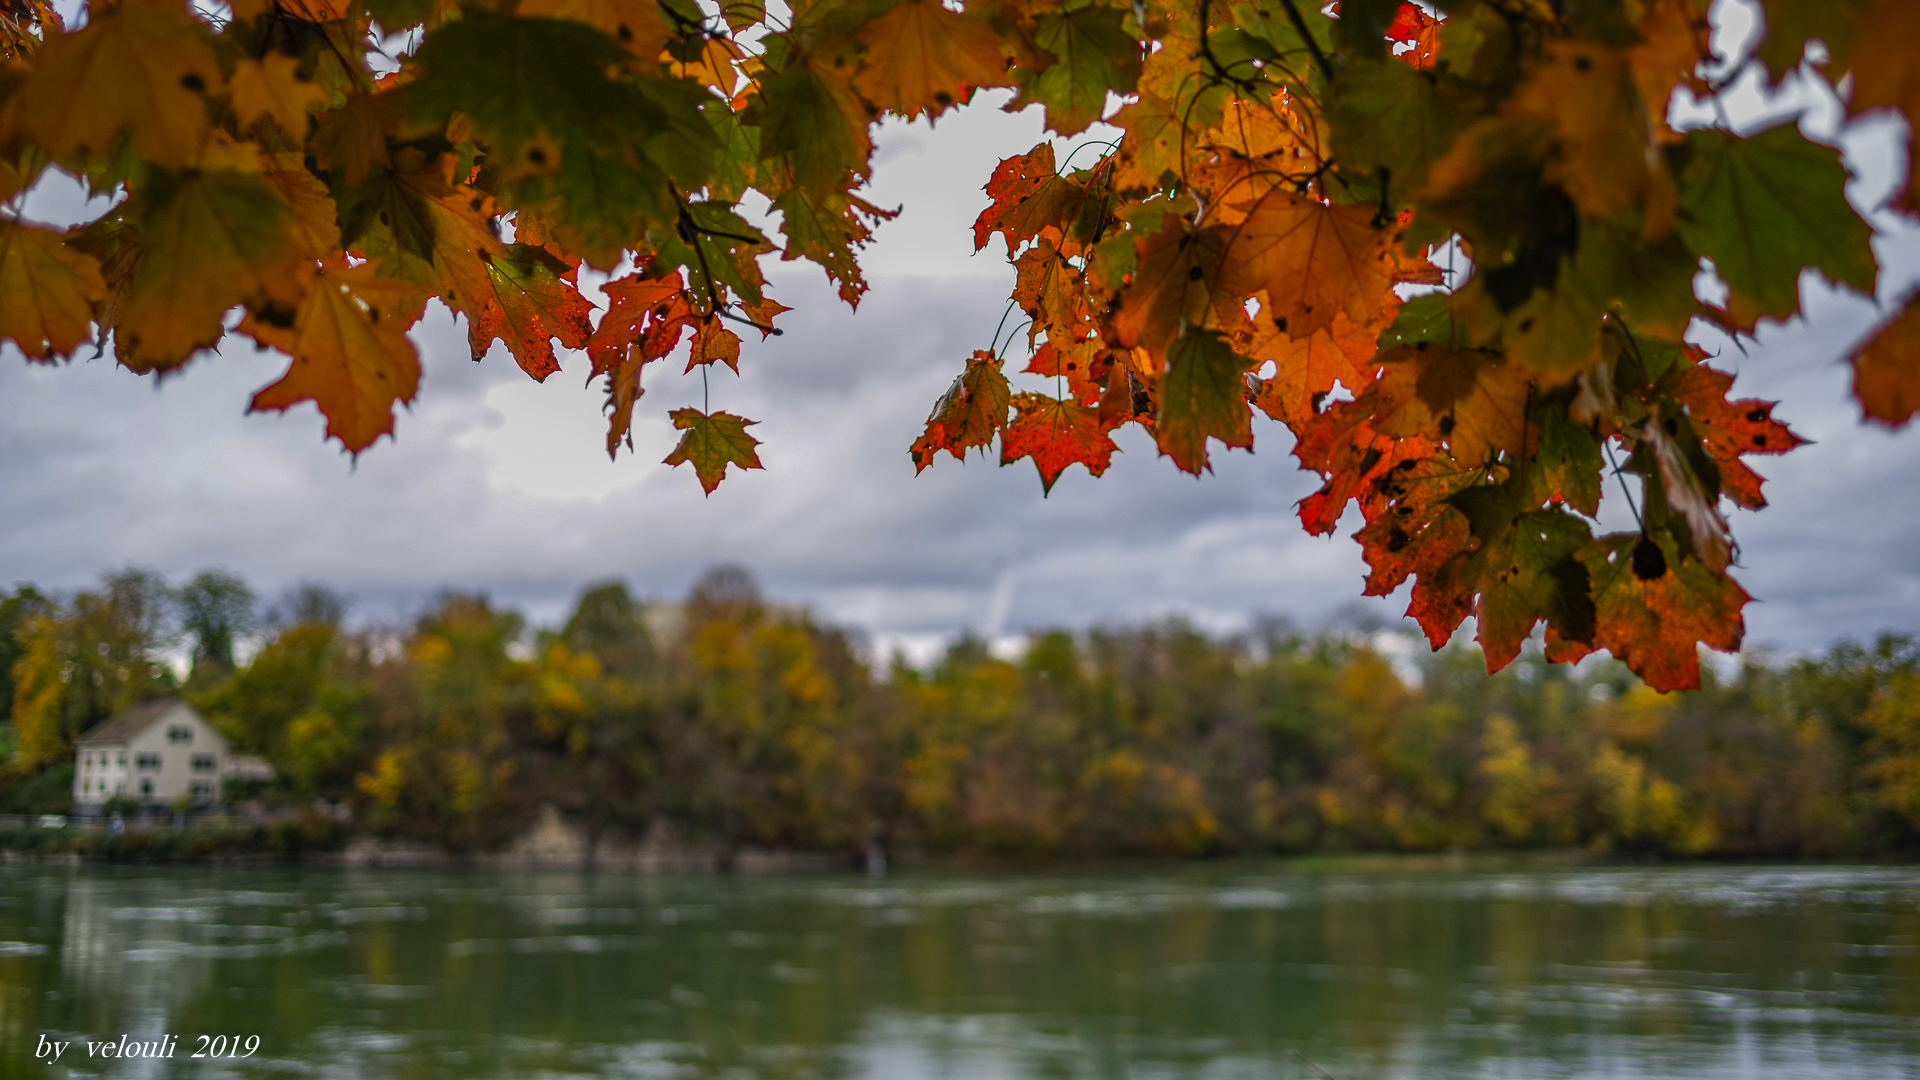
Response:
1479,715,1545,844
1591,741,1714,854
356,749,409,808
7,616,66,769
1862,672,1920,829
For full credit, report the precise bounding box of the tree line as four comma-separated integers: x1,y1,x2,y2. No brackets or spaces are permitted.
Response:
4,566,1920,858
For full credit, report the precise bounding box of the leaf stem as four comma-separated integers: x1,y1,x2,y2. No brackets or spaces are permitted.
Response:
1603,440,1644,532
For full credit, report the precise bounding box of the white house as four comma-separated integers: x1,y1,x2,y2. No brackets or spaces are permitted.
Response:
73,700,230,809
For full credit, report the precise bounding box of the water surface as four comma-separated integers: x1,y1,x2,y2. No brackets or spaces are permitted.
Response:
4,863,1920,1079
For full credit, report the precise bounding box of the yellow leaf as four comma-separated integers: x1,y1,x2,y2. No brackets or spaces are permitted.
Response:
517,0,669,58
115,168,310,371
0,218,106,360
852,0,1007,118
243,261,425,455
228,53,328,137
17,0,222,167
668,35,745,97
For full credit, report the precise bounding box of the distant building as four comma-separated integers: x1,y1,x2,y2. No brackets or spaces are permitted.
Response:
72,701,230,809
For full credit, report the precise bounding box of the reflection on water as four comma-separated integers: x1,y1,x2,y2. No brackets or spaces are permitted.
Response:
4,864,1920,1079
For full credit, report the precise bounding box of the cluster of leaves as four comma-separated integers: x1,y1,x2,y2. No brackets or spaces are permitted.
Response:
913,0,1917,691
0,0,1915,690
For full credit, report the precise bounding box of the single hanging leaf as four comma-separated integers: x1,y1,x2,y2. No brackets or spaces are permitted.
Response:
1662,361,1804,508
116,166,310,371
1217,190,1399,339
601,352,649,458
1677,122,1876,327
1012,2,1141,137
1579,531,1748,692
228,53,327,137
0,218,106,360
242,261,426,455
853,0,1008,119
467,243,597,380
1000,391,1117,492
685,319,742,373
1155,329,1257,475
1848,293,1920,428
16,0,223,168
665,407,763,494
911,350,1010,472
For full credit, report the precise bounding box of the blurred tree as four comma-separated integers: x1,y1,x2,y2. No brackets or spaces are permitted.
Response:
176,569,257,682
270,583,351,630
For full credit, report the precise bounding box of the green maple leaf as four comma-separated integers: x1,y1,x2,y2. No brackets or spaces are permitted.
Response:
1018,0,1141,137
747,49,873,193
1330,59,1484,207
665,407,764,494
1156,329,1256,475
1678,122,1877,323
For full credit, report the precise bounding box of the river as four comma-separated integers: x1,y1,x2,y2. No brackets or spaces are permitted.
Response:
4,862,1920,1079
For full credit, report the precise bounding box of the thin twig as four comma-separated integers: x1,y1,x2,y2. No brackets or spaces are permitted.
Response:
1275,0,1334,83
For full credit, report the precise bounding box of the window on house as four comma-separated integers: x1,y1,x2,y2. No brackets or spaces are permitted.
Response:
117,753,127,767
139,779,152,797
190,781,213,800
168,726,192,744
135,753,160,770
191,754,216,772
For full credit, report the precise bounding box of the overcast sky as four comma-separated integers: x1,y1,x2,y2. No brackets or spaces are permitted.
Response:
4,25,1919,663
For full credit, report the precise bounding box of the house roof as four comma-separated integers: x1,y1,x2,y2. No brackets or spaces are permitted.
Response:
76,699,191,745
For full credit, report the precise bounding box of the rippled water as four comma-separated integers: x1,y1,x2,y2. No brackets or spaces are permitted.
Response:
6,863,1920,1078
